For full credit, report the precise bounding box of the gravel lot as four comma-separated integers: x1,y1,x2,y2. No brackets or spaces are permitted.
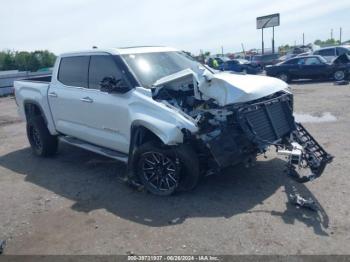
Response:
0,81,349,255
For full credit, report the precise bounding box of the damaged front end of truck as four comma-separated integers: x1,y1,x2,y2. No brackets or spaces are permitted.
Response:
151,68,333,184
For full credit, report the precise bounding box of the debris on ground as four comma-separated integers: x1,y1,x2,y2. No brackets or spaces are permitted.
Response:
287,184,319,212
290,193,318,211
0,239,6,254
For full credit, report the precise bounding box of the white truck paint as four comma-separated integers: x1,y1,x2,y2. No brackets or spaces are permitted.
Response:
13,46,332,196
198,71,289,106
15,47,287,151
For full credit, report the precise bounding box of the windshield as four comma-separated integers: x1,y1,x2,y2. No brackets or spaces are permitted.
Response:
122,51,205,88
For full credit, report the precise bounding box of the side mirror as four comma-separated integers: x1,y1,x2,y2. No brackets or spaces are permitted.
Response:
100,76,129,93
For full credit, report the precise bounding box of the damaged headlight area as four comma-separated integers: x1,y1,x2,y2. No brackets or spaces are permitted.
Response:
153,81,333,183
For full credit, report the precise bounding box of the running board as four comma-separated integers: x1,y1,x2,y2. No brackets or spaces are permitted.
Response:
59,136,128,163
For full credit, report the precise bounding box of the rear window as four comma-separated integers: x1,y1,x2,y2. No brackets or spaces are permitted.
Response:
58,56,89,88
336,47,350,56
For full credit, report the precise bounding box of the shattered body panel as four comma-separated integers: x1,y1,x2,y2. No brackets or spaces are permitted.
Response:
198,72,289,106
151,63,332,182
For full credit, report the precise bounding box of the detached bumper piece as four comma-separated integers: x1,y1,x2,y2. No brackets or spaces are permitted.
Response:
284,123,334,183
238,93,295,148
236,93,333,183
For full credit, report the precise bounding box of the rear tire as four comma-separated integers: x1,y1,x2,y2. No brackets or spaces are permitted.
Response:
134,142,199,196
277,73,290,83
26,116,58,157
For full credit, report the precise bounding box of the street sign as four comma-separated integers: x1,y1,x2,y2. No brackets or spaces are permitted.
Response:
256,13,280,29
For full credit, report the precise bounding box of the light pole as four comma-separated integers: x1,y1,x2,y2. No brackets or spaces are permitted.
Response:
262,28,264,54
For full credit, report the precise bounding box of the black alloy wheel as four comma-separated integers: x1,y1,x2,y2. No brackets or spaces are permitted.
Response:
139,151,179,196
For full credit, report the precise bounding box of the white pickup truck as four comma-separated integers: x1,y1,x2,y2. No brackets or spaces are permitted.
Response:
14,46,333,196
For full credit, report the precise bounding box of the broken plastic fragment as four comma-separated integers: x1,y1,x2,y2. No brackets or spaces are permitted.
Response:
290,193,318,212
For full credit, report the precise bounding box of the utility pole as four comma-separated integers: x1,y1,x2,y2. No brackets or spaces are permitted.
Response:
331,28,333,40
302,33,305,46
221,46,224,56
340,27,342,44
241,43,245,54
272,26,275,53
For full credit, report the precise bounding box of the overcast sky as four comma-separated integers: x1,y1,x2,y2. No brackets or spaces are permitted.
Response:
1,0,350,55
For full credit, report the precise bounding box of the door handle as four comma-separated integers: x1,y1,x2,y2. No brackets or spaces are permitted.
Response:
48,92,58,98
80,97,93,103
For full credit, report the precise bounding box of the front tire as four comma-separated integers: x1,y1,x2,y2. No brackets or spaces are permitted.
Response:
26,116,58,157
334,70,345,81
135,142,199,196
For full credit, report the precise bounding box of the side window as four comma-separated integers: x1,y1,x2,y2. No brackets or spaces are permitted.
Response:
88,55,123,90
318,48,335,56
305,57,321,65
284,59,298,65
297,58,305,65
58,56,89,88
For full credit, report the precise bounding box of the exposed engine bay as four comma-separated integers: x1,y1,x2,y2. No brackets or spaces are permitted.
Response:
151,69,333,183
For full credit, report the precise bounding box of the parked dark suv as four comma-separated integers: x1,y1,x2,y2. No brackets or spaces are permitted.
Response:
313,46,350,62
251,53,280,69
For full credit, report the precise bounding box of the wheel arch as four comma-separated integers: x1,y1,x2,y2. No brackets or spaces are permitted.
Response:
127,124,200,193
23,99,57,135
23,100,47,123
130,124,164,148
126,121,182,185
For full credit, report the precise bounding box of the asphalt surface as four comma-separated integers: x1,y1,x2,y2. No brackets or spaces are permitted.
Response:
0,81,349,255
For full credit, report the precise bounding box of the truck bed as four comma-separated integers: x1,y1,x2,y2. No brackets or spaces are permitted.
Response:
14,76,57,135
19,75,52,83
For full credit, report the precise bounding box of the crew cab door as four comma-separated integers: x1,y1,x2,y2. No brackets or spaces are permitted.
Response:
49,54,131,153
48,55,92,140
82,54,131,153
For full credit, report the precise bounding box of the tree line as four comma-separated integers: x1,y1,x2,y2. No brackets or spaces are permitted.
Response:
0,50,56,72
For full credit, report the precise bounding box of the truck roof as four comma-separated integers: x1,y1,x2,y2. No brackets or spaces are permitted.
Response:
60,46,179,57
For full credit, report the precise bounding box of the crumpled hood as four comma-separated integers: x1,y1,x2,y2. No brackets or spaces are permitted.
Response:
198,71,289,106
